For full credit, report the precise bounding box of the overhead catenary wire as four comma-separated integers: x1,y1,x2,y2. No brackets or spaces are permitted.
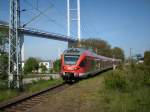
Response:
81,21,92,38
82,14,101,38
22,3,54,27
47,0,77,37
23,0,55,25
24,0,76,38
82,19,94,37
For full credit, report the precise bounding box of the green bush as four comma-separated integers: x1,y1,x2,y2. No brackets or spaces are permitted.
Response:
117,64,124,70
0,80,8,90
129,64,150,87
144,51,150,66
49,68,53,73
103,65,150,112
104,70,127,91
143,72,150,86
0,54,8,80
40,63,47,73
53,59,61,73
49,75,53,80
105,65,150,92
24,57,39,74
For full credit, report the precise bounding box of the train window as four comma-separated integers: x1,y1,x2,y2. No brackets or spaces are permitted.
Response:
64,55,79,65
79,60,86,67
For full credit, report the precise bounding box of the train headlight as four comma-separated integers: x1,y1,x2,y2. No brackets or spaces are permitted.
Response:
63,66,67,70
74,67,80,70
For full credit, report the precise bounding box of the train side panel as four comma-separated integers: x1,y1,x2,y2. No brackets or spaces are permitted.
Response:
60,48,121,82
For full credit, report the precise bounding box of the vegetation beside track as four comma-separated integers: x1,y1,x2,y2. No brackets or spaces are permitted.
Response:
82,64,150,112
25,78,63,93
102,64,150,112
0,64,150,112
0,78,63,102
29,64,150,112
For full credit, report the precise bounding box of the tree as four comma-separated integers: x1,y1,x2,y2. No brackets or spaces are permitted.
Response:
112,47,125,60
0,25,9,80
144,51,150,66
0,24,8,53
0,53,8,79
79,38,112,57
40,63,47,73
24,57,39,74
53,59,61,73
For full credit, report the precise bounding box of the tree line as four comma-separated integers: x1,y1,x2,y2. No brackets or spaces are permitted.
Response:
79,38,125,60
23,57,59,74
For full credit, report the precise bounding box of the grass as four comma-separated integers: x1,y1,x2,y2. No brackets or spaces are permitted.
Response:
1,64,150,112
104,70,127,91
100,64,150,112
0,89,19,102
99,86,150,112
0,78,63,102
25,78,63,93
64,64,149,112
10,64,149,112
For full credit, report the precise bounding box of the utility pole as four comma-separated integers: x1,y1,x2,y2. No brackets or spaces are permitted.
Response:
9,0,23,89
129,48,132,64
67,0,81,41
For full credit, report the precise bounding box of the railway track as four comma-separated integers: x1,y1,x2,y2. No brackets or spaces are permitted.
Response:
0,68,112,112
0,83,69,112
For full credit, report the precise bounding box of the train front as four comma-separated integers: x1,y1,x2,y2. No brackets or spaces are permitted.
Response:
60,48,83,82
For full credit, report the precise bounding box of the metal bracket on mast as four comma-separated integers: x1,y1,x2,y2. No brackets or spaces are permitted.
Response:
9,0,23,89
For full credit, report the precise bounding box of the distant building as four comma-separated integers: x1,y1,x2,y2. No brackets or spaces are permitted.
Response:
22,60,54,73
22,61,25,69
38,60,54,73
39,60,53,69
136,57,144,64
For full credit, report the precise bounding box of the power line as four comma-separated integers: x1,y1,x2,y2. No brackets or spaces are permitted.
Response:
82,14,101,37
24,0,76,37
47,0,66,19
47,0,77,37
24,0,54,24
23,2,54,27
82,18,95,37
81,21,93,37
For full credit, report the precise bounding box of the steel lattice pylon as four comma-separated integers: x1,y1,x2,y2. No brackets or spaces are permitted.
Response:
9,0,23,89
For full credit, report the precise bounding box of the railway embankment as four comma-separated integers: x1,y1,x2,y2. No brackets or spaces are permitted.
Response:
29,64,150,112
0,78,63,102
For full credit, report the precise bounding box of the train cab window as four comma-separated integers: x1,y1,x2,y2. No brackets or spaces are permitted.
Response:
64,55,79,65
79,60,86,67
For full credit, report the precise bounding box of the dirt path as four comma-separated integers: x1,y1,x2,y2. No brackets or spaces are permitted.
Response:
29,74,105,112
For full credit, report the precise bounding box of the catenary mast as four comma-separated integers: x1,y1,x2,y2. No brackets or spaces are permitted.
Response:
9,0,23,89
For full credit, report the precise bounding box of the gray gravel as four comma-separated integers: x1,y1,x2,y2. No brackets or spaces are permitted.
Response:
23,74,60,84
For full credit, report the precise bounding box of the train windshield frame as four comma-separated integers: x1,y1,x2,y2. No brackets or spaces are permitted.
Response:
64,55,80,65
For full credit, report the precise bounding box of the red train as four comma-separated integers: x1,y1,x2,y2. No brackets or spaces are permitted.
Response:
60,48,121,82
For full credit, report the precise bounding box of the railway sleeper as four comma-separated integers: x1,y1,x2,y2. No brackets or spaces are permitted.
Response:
16,104,33,108
4,108,22,112
6,106,27,111
20,102,35,106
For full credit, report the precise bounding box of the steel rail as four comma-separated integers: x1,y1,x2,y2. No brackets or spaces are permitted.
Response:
0,82,68,112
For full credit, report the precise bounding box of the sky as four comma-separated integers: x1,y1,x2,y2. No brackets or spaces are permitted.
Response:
0,0,150,60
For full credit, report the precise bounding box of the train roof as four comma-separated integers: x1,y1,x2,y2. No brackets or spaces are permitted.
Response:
63,48,121,62
63,48,87,55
